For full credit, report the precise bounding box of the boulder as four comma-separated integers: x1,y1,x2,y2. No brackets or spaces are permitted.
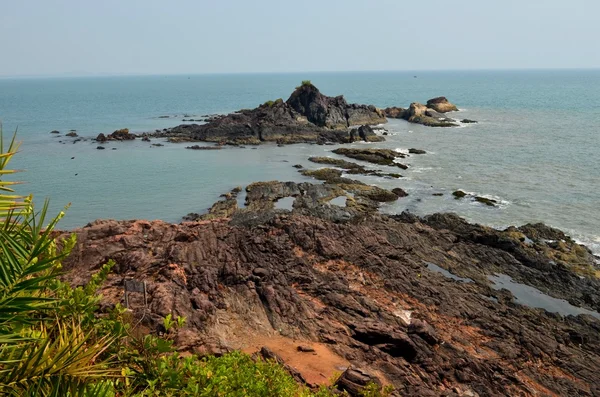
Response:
96,133,107,142
383,106,407,119
426,96,458,113
66,132,78,137
110,128,135,141
348,125,384,143
50,130,60,134
408,148,426,154
392,188,408,197
335,368,383,396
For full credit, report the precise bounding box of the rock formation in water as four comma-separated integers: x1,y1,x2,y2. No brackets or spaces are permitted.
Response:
151,83,386,145
96,128,136,142
61,180,600,396
384,97,466,127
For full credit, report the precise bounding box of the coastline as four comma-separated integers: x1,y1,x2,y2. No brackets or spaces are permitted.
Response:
32,79,600,394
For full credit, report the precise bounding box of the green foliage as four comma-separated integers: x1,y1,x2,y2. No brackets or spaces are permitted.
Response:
262,98,283,108
301,80,312,86
0,128,118,396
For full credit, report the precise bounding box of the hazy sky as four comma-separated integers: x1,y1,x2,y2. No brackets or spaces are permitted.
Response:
1,0,599,76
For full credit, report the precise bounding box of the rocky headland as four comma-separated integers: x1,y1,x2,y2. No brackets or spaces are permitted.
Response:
61,178,600,396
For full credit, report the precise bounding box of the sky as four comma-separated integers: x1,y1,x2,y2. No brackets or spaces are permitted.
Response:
1,0,599,77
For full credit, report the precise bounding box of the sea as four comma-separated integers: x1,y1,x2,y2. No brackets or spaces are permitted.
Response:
0,70,598,254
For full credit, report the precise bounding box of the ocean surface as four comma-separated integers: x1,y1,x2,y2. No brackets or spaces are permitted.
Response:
0,70,599,254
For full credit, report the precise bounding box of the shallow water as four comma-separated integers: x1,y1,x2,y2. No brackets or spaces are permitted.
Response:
0,70,598,253
329,196,347,207
488,273,600,319
274,196,295,211
425,262,473,283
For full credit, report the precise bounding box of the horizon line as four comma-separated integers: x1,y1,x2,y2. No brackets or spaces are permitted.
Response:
1,67,599,80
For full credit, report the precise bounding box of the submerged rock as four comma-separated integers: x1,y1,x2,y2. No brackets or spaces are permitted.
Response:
186,145,222,150
408,148,426,154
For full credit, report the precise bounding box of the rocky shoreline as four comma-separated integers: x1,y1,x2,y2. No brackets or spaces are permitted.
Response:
61,175,600,396
52,84,600,395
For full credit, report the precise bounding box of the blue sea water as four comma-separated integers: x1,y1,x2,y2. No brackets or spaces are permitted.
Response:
0,70,599,253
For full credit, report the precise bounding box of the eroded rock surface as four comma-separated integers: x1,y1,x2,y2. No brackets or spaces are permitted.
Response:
61,183,600,396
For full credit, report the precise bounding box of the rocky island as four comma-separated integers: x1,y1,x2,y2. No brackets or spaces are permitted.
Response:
149,81,387,145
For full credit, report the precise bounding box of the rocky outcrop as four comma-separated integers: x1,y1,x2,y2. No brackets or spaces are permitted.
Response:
332,148,408,169
307,157,402,179
286,83,386,129
405,102,458,127
348,125,384,143
452,190,498,207
382,107,407,119
150,83,386,145
96,128,136,142
426,96,458,113
385,97,467,127
61,187,600,396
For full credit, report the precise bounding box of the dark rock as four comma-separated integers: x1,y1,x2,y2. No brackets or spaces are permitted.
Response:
452,190,467,199
296,345,315,353
348,125,385,143
96,146,105,150
66,132,78,137
408,148,426,154
408,319,439,345
109,128,135,141
143,83,386,145
392,188,408,197
474,196,498,207
287,83,385,129
461,119,478,123
50,130,60,134
141,136,151,142
292,164,303,169
151,143,164,147
96,133,107,143
332,148,408,169
186,145,222,150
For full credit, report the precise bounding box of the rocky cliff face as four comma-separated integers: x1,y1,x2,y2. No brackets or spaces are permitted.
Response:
61,183,600,396
156,84,386,145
